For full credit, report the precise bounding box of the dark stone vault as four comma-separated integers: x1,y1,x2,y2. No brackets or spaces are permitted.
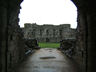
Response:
0,0,96,72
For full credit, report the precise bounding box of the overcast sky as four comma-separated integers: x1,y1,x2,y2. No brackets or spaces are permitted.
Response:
19,0,77,28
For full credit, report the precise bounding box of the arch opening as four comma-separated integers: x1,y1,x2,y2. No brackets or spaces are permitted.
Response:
0,0,91,72
19,0,77,29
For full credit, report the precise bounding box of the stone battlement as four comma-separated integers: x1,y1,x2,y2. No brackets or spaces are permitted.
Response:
24,23,71,28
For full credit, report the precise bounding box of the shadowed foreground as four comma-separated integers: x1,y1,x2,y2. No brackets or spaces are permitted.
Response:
15,48,80,72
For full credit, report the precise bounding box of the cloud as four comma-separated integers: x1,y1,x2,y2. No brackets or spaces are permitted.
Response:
19,0,77,28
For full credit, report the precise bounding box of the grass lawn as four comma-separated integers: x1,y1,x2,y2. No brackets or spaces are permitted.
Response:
38,42,60,48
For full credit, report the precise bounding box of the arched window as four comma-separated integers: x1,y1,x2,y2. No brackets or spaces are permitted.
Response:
53,29,55,37
32,29,36,37
40,29,42,36
46,29,49,36
59,30,62,38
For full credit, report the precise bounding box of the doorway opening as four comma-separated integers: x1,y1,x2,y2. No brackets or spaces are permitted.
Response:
0,0,91,72
15,0,80,72
19,0,77,49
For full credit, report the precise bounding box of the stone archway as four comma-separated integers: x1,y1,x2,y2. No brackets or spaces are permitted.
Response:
0,0,96,72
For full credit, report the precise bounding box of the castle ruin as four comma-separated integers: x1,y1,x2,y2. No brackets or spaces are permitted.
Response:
22,23,76,42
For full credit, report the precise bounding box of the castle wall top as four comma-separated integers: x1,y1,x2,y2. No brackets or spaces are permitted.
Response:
24,23,71,29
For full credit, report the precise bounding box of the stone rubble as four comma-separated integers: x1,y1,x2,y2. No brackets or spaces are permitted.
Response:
59,39,76,58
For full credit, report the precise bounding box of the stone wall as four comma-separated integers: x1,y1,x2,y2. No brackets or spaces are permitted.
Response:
0,0,8,72
59,39,76,57
73,10,87,72
7,0,25,72
7,26,25,72
22,23,76,42
24,38,40,50
0,0,96,72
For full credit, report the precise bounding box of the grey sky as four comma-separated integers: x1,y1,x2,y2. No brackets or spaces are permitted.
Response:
19,0,77,28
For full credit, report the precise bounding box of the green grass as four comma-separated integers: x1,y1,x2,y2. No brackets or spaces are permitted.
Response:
38,42,60,48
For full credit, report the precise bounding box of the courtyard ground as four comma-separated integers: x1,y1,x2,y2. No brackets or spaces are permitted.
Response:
14,48,80,72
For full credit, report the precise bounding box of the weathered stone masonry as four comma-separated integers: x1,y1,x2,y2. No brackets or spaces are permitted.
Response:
22,23,76,42
7,1,25,71
0,0,96,72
